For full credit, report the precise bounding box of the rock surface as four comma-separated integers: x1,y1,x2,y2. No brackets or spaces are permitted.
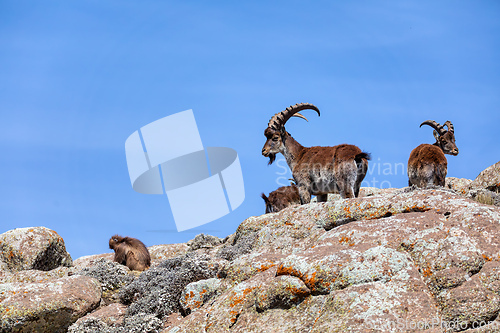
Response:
165,187,500,333
119,252,219,318
1,161,500,333
0,227,72,272
0,275,101,333
469,161,500,192
445,177,472,193
70,302,127,329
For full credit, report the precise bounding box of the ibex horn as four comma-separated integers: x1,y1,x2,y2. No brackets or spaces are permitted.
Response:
443,121,454,133
268,103,320,131
420,120,446,136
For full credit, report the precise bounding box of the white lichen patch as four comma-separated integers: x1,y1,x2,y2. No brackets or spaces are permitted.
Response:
339,246,412,286
280,254,311,274
349,281,405,320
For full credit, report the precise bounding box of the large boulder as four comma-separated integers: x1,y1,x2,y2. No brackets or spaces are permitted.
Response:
77,258,135,304
445,176,472,193
470,161,500,192
0,274,101,333
77,258,133,293
119,252,219,318
464,161,500,207
165,188,500,332
0,227,72,272
68,303,127,332
73,253,115,270
179,278,224,315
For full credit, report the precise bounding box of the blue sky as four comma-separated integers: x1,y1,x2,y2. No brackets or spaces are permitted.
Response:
1,1,499,259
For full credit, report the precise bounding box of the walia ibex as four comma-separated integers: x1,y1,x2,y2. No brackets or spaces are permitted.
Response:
408,120,459,188
261,184,301,213
262,103,370,203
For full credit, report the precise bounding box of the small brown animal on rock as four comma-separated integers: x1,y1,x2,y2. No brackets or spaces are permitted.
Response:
261,184,301,213
109,235,151,271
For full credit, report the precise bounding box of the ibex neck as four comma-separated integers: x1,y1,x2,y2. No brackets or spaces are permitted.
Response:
281,132,304,171
433,141,443,151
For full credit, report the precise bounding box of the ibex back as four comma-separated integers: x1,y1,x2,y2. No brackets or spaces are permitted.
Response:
262,103,370,203
408,120,459,188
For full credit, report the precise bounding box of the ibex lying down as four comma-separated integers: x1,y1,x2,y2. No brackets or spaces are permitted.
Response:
261,184,301,213
262,103,370,203
408,120,459,188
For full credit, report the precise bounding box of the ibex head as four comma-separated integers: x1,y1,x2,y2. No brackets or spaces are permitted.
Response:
261,184,300,213
420,120,459,156
261,103,320,165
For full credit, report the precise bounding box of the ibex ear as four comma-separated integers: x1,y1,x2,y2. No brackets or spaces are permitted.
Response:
433,130,440,141
261,193,269,204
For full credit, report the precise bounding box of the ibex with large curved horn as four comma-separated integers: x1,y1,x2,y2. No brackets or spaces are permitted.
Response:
408,120,459,188
262,103,370,203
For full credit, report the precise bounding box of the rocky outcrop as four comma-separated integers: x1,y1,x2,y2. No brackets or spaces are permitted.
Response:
0,275,101,333
469,161,500,193
166,187,500,333
119,252,219,318
445,177,472,193
0,227,72,272
69,303,127,331
445,161,500,207
1,161,499,333
187,234,223,252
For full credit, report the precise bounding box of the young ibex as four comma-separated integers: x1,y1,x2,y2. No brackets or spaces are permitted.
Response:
408,120,459,188
261,184,301,213
262,103,370,203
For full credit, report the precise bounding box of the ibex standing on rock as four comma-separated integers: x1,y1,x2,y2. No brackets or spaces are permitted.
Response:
408,120,459,188
262,103,370,203
261,184,301,213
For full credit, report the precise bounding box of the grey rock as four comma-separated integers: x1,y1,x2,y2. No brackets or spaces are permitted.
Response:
470,161,500,192
216,232,257,261
187,234,222,252
180,278,223,314
0,227,72,272
0,275,101,333
468,188,500,207
77,258,134,292
68,312,162,333
119,252,218,318
445,176,472,192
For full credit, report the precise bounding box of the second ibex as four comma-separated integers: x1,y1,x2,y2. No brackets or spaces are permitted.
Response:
408,120,459,188
262,103,370,203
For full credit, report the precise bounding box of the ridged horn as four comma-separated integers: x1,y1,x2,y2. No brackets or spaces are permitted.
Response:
443,121,454,134
420,120,446,136
267,103,320,131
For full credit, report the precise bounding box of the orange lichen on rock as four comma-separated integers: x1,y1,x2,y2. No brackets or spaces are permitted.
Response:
482,254,492,261
229,287,257,308
422,267,433,277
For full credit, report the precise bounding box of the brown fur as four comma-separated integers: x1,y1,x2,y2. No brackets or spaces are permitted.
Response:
262,118,370,203
408,121,459,188
261,184,301,213
109,235,151,271
408,144,448,187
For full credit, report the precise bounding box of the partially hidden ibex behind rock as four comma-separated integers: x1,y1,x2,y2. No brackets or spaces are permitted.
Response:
261,103,370,203
261,184,301,213
408,120,459,188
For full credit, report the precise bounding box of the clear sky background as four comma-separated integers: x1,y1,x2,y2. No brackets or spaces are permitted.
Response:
1,1,499,260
